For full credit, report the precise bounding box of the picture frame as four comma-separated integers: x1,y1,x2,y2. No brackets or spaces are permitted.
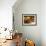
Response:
22,14,37,26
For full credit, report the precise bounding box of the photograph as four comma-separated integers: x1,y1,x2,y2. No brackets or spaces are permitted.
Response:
22,14,37,26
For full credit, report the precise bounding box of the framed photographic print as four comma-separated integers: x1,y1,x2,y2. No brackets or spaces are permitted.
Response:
22,14,37,26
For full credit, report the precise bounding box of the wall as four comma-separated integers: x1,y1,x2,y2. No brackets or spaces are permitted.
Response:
0,0,46,46
0,0,17,38
0,0,16,30
41,0,46,46
13,0,41,46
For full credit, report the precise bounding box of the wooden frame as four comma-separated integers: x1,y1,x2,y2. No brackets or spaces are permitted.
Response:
22,14,37,26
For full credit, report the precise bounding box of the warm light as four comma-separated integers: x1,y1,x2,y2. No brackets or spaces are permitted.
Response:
15,30,18,33
26,38,27,40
